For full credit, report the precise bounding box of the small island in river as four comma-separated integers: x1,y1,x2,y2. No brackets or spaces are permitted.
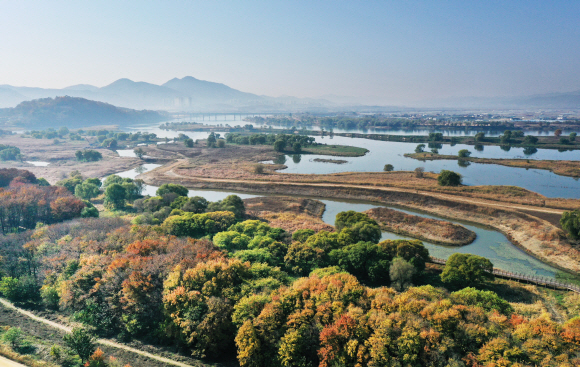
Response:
364,207,477,246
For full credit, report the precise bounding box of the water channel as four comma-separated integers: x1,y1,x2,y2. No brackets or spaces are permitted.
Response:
114,163,562,279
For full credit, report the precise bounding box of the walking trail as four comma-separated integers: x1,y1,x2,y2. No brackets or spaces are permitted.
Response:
0,298,197,367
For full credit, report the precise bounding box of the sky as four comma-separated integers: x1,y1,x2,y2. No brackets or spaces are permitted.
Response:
1,0,580,105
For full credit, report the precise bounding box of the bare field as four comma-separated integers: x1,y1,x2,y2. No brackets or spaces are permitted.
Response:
244,196,333,233
0,136,141,183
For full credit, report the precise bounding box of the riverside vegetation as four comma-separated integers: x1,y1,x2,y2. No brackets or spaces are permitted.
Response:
0,168,579,366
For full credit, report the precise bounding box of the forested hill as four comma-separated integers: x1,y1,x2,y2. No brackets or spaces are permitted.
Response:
0,96,166,128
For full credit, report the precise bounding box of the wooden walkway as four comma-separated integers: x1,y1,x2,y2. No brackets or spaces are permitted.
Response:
429,257,580,293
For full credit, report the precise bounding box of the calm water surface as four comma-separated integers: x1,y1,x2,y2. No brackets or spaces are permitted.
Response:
113,164,562,279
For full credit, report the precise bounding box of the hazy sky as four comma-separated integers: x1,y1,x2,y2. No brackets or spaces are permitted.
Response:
1,1,579,104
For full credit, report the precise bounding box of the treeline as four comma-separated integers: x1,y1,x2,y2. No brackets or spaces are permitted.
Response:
23,127,160,149
0,169,85,234
0,181,578,366
225,132,315,152
0,202,577,366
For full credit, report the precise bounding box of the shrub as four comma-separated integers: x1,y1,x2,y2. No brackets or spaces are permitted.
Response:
458,149,471,158
438,170,462,186
414,167,424,178
253,164,265,174
383,164,394,172
2,327,23,349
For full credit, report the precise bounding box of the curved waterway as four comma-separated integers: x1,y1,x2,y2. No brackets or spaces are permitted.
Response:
114,164,562,279
121,123,580,198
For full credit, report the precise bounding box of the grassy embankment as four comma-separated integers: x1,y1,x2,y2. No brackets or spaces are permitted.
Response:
364,207,476,246
406,152,580,178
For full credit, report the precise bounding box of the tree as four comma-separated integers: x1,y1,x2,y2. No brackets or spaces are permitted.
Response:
292,142,301,153
75,182,100,200
474,132,485,142
554,129,562,137
570,132,577,142
437,170,462,186
458,149,471,158
156,183,188,197
104,183,126,210
383,164,394,172
523,135,538,144
561,209,580,240
184,138,194,148
207,132,217,147
274,140,286,152
414,144,425,153
134,147,145,159
440,253,494,287
63,327,97,363
2,327,23,349
217,139,226,148
389,257,415,291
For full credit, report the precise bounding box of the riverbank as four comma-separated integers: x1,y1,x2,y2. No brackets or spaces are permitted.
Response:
405,152,580,178
141,163,580,274
364,207,477,246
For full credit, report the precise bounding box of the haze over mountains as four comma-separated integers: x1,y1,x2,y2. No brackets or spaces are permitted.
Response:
0,76,333,112
1,76,579,112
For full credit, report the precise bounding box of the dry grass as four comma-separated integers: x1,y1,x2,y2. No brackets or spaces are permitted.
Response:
154,145,580,209
244,196,333,233
407,152,580,178
0,136,141,183
364,207,476,246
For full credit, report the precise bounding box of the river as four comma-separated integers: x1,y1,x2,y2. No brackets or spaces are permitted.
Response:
114,163,562,279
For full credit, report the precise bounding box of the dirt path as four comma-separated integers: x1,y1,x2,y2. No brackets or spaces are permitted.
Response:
0,355,26,367
157,164,566,216
0,299,198,367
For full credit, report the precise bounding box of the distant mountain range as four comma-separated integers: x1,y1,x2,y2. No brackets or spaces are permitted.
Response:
0,96,165,129
0,76,334,112
0,76,579,111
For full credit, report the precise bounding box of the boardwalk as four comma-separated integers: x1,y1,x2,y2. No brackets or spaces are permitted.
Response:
429,257,580,293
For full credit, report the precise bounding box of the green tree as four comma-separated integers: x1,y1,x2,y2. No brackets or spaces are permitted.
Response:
389,257,416,291
561,209,580,240
441,253,494,287
63,327,97,363
523,135,538,144
292,142,301,153
457,149,471,158
207,132,217,147
156,183,188,197
570,132,577,141
134,147,146,158
414,144,425,153
383,164,394,172
274,140,286,152
217,139,226,148
437,170,462,186
2,327,23,349
474,132,485,142
184,138,194,148
104,183,126,210
74,182,100,200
